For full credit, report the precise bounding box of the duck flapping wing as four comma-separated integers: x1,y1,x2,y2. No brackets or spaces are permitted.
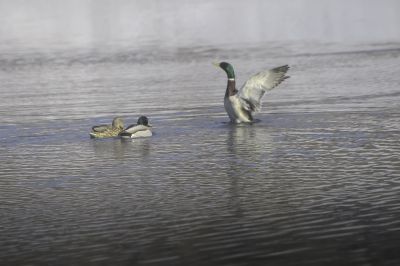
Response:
238,65,289,112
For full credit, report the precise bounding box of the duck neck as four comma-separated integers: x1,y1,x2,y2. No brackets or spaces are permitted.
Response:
225,78,237,97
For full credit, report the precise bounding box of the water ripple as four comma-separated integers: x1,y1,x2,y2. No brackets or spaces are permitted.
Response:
1,41,400,265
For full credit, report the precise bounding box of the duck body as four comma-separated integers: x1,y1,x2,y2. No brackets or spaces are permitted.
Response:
224,95,253,123
224,79,253,123
215,62,289,123
119,124,152,139
90,117,124,138
119,116,152,139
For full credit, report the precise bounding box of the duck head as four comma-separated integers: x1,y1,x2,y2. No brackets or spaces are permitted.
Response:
112,117,124,129
213,61,235,79
137,116,149,126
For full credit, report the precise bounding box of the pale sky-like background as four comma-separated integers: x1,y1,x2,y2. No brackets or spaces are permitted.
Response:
0,0,400,52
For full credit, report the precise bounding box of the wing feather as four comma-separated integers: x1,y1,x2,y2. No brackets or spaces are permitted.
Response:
238,65,289,112
92,125,111,132
122,124,150,134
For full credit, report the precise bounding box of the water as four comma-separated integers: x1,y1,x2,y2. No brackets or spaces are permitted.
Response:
1,1,400,265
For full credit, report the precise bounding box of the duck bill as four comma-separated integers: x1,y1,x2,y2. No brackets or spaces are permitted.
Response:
212,62,220,68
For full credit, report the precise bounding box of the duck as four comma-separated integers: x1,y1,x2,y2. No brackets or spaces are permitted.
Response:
89,117,124,138
119,116,152,139
213,62,289,123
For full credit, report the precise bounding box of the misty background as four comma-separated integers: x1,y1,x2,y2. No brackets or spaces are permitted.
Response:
1,0,400,52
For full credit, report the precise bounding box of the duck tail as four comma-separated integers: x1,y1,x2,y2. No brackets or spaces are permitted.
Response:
119,132,132,138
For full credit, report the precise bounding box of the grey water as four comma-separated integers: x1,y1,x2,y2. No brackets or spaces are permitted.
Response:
1,0,400,265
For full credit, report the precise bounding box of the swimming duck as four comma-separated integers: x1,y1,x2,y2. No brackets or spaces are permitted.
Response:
119,116,152,139
214,62,289,123
89,117,124,138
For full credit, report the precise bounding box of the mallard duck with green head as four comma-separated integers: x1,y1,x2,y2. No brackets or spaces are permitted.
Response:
119,116,152,139
214,62,289,123
90,117,124,138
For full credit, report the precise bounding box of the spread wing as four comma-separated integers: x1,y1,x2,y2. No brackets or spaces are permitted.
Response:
92,125,111,132
238,65,289,112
